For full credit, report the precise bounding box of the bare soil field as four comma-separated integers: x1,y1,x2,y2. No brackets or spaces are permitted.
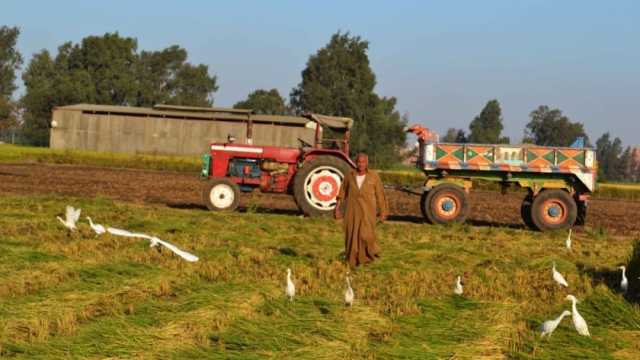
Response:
1,163,638,235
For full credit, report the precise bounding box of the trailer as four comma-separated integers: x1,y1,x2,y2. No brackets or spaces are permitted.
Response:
407,125,597,231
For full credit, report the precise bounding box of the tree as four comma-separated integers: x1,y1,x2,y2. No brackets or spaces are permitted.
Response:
442,128,467,143
164,63,217,107
135,45,218,107
525,105,588,147
135,45,186,106
234,89,287,114
0,26,22,126
21,32,218,145
617,146,633,181
595,132,624,181
21,50,69,145
290,31,406,167
468,99,509,144
633,148,640,182
365,96,408,166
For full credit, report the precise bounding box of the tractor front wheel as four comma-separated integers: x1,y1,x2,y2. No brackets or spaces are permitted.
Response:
422,184,469,224
203,178,240,212
530,189,577,231
293,156,349,217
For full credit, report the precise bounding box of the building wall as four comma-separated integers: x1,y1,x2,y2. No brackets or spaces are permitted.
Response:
50,109,316,155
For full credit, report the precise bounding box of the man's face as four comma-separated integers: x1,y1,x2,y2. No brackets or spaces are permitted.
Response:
356,155,368,172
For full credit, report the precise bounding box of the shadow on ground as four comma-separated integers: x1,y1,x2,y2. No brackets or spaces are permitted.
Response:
167,202,207,210
578,240,640,304
387,214,527,230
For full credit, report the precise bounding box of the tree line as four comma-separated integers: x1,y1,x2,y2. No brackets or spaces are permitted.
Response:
0,25,637,176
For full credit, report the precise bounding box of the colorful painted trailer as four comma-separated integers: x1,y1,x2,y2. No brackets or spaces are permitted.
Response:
407,125,597,231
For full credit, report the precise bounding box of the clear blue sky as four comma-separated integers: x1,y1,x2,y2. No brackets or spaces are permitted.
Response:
2,0,638,146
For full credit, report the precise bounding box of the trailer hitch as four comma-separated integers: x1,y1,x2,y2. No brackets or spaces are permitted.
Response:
383,184,423,196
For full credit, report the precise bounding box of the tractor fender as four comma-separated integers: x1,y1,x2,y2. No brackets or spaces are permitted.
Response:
302,149,355,168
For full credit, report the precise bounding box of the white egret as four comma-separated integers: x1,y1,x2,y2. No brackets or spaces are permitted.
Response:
106,227,138,237
540,310,572,338
148,236,199,262
454,275,464,295
344,275,354,306
86,217,106,235
107,227,198,262
566,228,572,250
106,227,153,240
552,262,569,287
286,268,296,301
619,266,628,293
57,206,81,231
566,295,590,336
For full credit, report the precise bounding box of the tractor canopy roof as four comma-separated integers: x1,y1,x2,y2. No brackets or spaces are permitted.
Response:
306,113,354,131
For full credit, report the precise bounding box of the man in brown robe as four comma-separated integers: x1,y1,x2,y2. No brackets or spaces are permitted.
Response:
335,153,388,267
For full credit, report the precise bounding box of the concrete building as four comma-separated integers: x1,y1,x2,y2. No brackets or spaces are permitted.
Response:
49,104,319,156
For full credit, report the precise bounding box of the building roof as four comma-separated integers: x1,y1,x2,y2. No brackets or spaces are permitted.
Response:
54,104,309,126
152,104,252,114
54,104,354,129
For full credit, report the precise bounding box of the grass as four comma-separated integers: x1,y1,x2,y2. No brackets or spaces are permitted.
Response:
0,194,639,358
0,144,201,173
596,183,640,201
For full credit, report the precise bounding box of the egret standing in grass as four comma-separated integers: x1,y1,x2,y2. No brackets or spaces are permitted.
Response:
57,206,81,231
619,266,628,293
540,310,572,338
344,275,354,306
566,228,572,250
454,275,464,295
552,262,569,287
286,268,296,301
86,217,106,235
566,295,590,336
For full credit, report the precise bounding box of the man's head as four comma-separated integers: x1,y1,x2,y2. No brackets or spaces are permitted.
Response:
355,153,368,173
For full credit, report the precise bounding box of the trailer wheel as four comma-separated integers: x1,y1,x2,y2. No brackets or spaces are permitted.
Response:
203,178,240,212
520,194,536,230
422,184,469,224
530,189,577,231
293,156,350,217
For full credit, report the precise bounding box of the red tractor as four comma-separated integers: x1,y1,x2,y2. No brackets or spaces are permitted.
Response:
200,113,355,216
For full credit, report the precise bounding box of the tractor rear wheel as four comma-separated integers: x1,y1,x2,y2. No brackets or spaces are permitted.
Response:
293,156,350,217
203,178,240,212
422,184,469,224
530,189,577,231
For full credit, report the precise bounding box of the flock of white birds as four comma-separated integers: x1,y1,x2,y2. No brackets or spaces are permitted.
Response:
57,205,199,262
539,229,634,338
283,228,635,340
58,205,636,340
